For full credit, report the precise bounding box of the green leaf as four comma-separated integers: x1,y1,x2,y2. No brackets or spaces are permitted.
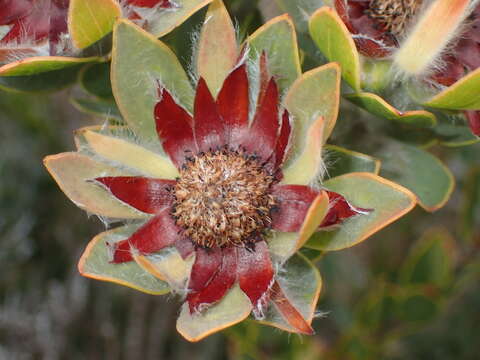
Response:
259,253,321,332
434,123,480,147
284,63,340,145
247,14,301,93
69,0,121,49
345,92,437,127
176,284,252,342
43,152,144,219
375,141,455,211
309,7,361,91
0,56,101,76
79,62,113,99
268,192,329,262
399,293,438,323
306,173,416,251
360,59,393,93
275,0,323,33
196,0,238,97
71,97,122,120
111,19,194,142
354,281,395,330
78,128,179,179
0,65,85,93
400,227,455,288
325,145,381,178
78,225,170,295
424,68,480,110
148,0,214,38
460,167,480,242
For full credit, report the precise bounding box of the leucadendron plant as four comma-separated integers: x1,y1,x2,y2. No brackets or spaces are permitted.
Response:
308,0,480,139
44,0,416,341
0,0,212,92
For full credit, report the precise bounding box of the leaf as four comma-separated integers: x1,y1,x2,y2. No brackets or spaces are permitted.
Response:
309,7,361,91
424,68,480,110
375,141,455,211
399,293,438,323
268,232,297,263
79,62,113,99
434,122,480,147
0,65,84,93
111,19,194,142
247,14,301,93
78,225,170,294
196,0,237,97
176,284,252,342
148,0,214,38
325,145,381,178
259,253,321,333
275,0,323,33
0,56,101,76
43,152,145,219
268,192,329,262
282,116,324,185
80,129,179,179
296,191,330,250
460,167,480,241
284,63,341,147
71,97,122,120
399,227,455,288
69,0,121,49
345,92,437,127
134,249,194,290
306,173,416,251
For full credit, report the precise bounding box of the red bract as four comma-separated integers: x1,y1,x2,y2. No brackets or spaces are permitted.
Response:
123,0,175,22
430,5,480,87
0,0,68,55
94,63,370,316
126,0,174,7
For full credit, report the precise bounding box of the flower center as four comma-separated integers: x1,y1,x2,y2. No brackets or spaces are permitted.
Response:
172,150,276,248
367,0,423,37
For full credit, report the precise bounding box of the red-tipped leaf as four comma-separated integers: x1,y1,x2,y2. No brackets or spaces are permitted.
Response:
321,190,372,227
270,281,314,335
155,88,197,167
216,64,250,145
272,110,292,169
193,78,226,152
127,0,173,7
187,246,237,313
241,79,280,161
187,247,222,293
173,238,195,259
95,177,175,214
271,185,319,232
465,110,480,136
109,209,182,263
237,241,274,314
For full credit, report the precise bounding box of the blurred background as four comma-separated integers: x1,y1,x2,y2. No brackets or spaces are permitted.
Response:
0,1,479,359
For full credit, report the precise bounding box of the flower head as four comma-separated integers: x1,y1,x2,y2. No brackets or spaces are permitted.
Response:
328,0,480,136
0,0,210,83
0,0,70,59
45,1,417,341
95,62,368,316
333,0,420,58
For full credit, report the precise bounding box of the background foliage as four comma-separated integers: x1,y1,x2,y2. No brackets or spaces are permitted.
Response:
0,0,479,359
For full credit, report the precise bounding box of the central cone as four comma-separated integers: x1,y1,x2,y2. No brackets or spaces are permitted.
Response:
172,149,276,248
367,0,423,36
